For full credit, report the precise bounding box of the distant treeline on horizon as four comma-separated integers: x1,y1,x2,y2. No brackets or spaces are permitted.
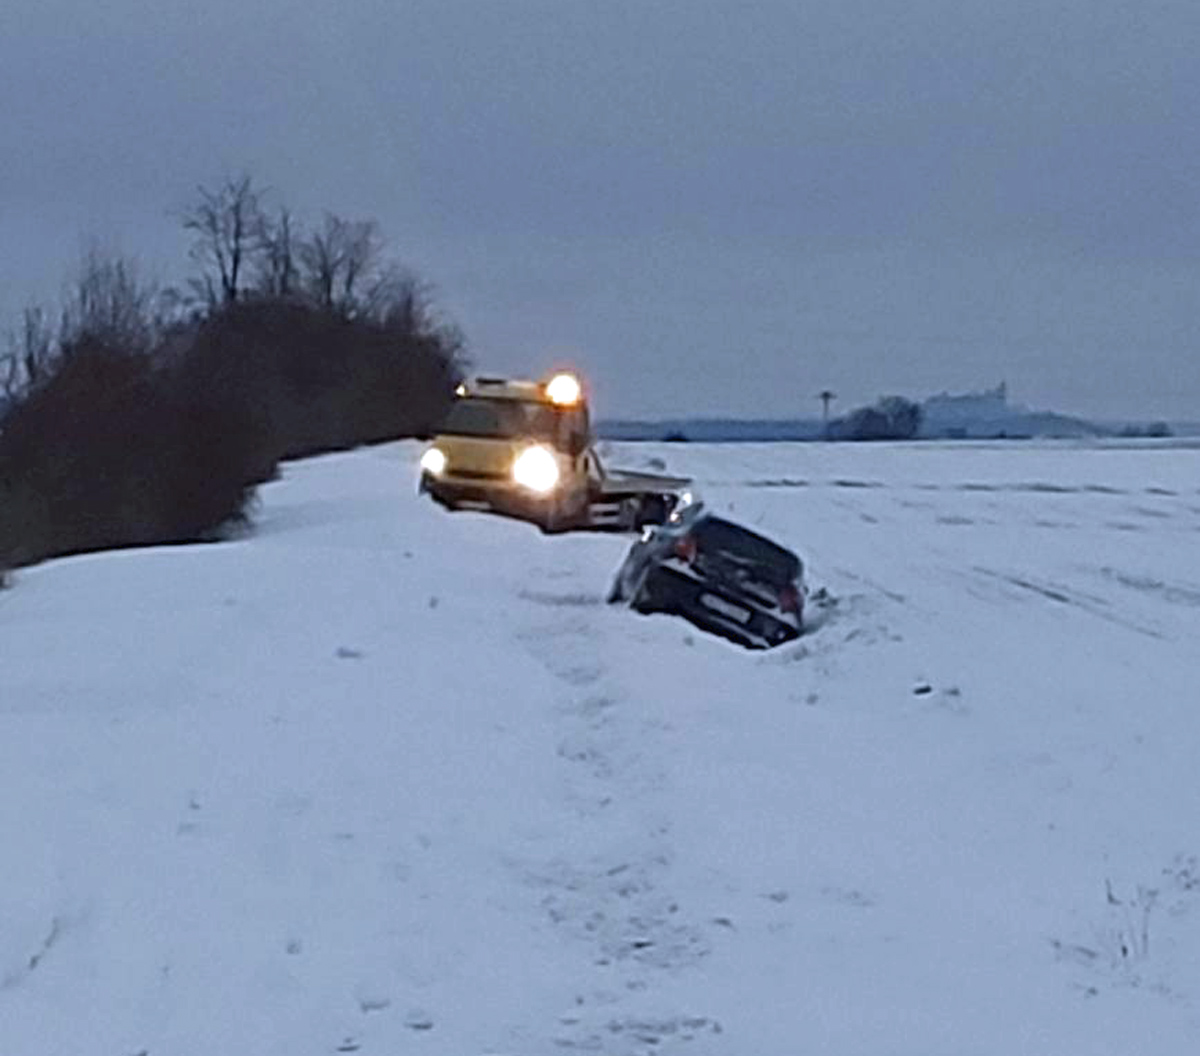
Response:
596,415,1194,443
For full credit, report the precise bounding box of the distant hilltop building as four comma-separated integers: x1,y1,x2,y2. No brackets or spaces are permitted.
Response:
597,381,1110,443
920,381,1097,439
923,382,1012,428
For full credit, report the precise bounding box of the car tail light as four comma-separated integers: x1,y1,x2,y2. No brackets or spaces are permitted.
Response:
673,535,697,563
779,583,801,614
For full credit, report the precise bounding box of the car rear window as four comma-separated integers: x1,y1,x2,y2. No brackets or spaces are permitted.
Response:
692,516,800,584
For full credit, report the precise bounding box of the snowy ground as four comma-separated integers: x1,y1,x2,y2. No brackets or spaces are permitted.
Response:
2,438,1200,1055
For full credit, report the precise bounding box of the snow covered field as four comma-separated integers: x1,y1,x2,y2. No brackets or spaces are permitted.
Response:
3,438,1200,1055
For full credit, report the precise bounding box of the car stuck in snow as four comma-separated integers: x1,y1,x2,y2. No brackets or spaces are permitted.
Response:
607,497,806,649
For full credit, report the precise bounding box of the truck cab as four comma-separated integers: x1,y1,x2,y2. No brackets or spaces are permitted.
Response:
418,372,689,533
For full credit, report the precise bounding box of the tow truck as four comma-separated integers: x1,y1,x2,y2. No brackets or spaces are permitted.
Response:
417,372,691,532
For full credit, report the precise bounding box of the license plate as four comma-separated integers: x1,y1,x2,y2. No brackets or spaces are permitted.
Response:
700,592,750,623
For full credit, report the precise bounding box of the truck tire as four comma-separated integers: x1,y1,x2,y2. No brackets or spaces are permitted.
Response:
539,503,578,534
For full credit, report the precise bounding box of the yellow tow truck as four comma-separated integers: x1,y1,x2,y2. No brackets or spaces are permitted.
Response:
418,372,691,532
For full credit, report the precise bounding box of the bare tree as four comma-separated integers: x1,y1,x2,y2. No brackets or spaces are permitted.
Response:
1,348,19,403
4,303,56,396
59,249,159,355
182,174,265,307
255,206,300,299
361,263,423,327
338,219,381,313
299,213,384,316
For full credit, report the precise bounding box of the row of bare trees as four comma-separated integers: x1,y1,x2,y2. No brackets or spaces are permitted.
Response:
1,174,466,575
1,251,167,403
180,174,420,320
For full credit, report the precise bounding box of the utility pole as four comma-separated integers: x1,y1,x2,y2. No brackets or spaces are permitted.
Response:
818,390,836,434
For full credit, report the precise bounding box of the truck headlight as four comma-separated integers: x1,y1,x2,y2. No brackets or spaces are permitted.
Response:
420,447,447,476
512,444,560,493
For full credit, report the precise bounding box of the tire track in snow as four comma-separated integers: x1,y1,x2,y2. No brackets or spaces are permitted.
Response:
0,916,64,991
1095,567,1200,609
969,566,1165,638
512,590,723,1053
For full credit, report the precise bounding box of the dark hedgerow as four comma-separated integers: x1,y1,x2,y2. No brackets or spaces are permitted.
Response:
180,298,461,465
0,339,266,570
0,185,466,575
0,299,462,572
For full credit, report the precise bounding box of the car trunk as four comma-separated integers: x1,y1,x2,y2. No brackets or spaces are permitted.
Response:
690,516,801,597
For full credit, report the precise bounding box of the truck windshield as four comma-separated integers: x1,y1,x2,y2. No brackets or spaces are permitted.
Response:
441,398,562,442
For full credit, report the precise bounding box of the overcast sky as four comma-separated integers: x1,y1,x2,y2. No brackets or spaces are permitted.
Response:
3,0,1199,420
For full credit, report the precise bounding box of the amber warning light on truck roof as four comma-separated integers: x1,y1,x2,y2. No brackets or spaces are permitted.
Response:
544,372,582,406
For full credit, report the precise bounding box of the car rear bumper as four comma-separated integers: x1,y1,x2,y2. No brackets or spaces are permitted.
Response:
638,564,801,649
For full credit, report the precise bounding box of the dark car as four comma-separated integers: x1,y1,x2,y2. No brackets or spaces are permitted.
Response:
607,500,805,649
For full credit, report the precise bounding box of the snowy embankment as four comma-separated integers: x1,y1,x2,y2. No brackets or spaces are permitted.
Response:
2,439,1200,1055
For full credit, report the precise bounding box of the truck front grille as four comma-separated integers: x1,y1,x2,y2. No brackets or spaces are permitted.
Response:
448,468,507,482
